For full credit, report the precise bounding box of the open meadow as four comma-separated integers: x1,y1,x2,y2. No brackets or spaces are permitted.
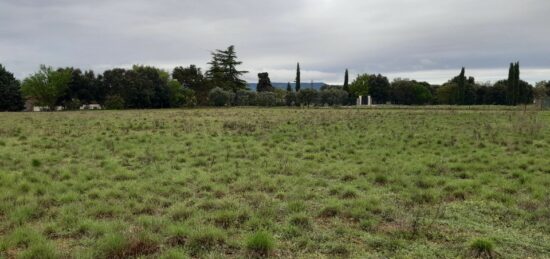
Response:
1,107,550,258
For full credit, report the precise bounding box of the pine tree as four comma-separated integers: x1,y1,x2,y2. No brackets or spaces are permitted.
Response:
206,45,248,92
295,63,301,92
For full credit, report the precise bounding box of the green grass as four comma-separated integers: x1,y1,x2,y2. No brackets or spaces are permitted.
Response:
0,107,550,257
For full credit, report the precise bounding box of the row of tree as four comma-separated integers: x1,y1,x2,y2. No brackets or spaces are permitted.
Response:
1,45,549,111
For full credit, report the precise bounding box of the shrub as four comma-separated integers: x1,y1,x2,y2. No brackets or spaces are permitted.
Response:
297,89,319,106
320,88,348,106
285,91,297,106
256,92,277,107
469,238,494,258
246,231,275,256
104,95,124,110
208,87,233,107
234,90,255,106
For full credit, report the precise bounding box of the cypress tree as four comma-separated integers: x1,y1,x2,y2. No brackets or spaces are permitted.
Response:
507,62,514,105
515,62,521,104
286,82,292,92
457,67,466,105
507,62,521,105
295,63,301,92
343,69,349,92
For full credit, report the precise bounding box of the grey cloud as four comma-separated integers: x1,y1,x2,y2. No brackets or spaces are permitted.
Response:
1,0,550,84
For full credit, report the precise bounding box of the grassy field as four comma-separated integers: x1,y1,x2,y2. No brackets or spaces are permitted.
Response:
1,107,549,258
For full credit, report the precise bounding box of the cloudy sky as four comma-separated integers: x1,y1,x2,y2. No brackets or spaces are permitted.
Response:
1,0,550,84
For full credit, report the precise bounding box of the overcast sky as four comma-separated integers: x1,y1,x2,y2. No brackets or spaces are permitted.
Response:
1,0,549,84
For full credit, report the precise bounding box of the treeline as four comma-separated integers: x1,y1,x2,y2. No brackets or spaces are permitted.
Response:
1,45,550,111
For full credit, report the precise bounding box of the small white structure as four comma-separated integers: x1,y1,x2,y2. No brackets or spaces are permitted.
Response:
80,104,102,110
356,95,373,106
33,106,64,112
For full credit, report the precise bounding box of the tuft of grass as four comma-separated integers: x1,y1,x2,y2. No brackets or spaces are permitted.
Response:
18,243,59,259
469,238,495,258
95,232,159,259
246,231,276,256
289,214,312,229
186,227,226,255
319,204,340,218
31,159,41,167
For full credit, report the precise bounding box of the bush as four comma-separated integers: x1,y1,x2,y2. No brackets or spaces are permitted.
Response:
285,91,297,106
320,88,348,106
234,90,256,106
297,89,319,106
256,92,277,107
208,87,233,107
104,95,124,110
246,231,275,256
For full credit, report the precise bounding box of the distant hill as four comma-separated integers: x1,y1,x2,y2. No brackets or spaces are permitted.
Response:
247,82,327,91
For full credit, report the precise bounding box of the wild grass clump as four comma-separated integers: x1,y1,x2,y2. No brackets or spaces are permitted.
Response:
319,204,341,218
95,232,159,258
246,231,276,256
186,226,226,255
18,243,59,259
469,238,495,258
289,214,312,229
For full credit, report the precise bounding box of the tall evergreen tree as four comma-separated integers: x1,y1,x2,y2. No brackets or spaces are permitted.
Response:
295,63,301,92
507,62,521,105
256,72,274,92
206,45,248,92
456,67,466,105
343,69,349,92
286,82,292,92
0,64,25,111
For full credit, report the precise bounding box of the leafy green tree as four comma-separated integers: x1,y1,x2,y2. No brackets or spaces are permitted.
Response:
295,63,301,92
0,64,24,111
21,65,71,110
367,74,390,104
206,45,248,92
257,72,274,92
58,68,105,108
168,80,196,107
132,65,171,108
390,79,433,105
350,74,369,97
172,65,209,105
